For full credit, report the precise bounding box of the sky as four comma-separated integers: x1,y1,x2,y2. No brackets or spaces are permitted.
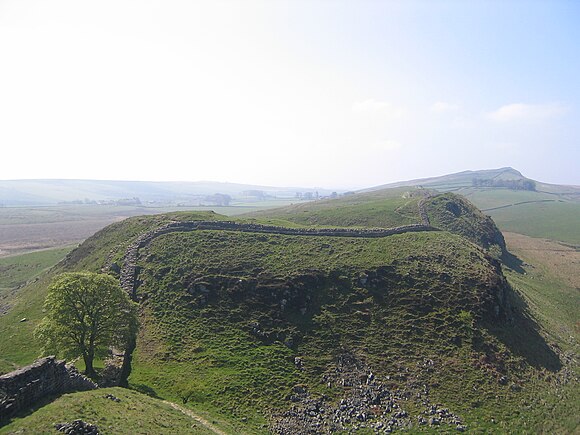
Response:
0,0,578,189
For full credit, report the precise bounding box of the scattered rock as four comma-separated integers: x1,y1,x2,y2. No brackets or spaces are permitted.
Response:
294,357,303,370
104,393,121,402
55,419,99,434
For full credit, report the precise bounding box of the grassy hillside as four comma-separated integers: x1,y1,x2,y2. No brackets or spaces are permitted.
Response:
251,190,507,254
0,212,224,374
128,229,506,426
1,201,577,433
0,247,72,299
249,187,424,228
423,193,506,252
484,201,580,246
0,387,221,434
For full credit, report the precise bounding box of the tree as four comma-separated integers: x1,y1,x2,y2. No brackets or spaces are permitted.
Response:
35,272,138,377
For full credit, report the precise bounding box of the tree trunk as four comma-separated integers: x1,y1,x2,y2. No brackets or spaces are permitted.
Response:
118,336,136,388
84,350,96,378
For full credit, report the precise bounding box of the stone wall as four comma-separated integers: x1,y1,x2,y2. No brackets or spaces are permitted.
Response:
118,220,439,298
0,356,97,422
114,219,439,380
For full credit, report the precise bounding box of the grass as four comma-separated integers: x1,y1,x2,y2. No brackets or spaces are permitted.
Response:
0,387,217,434
249,190,508,254
458,187,559,210
124,227,532,431
432,187,580,245
0,247,72,292
141,230,491,277
1,198,578,433
0,201,298,257
249,187,423,228
424,193,506,251
0,211,224,375
0,276,53,374
486,201,580,245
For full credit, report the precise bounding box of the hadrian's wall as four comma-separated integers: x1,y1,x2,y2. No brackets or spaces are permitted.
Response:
118,220,439,297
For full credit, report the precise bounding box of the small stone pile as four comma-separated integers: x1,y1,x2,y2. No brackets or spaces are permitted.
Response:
54,419,99,434
104,393,121,402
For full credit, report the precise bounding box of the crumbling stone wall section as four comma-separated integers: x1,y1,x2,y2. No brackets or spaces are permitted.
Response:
0,356,97,422
418,197,431,225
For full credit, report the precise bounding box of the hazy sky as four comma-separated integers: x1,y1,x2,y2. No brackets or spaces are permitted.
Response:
1,0,578,189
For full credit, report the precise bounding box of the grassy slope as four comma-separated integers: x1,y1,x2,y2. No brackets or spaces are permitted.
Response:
418,184,579,246
0,387,216,435
126,228,562,432
485,201,580,245
498,233,579,433
249,187,423,228
0,211,224,374
361,167,579,244
251,189,507,254
2,199,577,433
0,247,72,291
423,193,506,251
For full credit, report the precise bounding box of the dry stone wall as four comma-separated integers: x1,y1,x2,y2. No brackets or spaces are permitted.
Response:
118,220,439,298
0,356,97,422
116,220,438,380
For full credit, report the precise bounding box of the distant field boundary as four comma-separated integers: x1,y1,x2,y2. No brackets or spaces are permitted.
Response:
482,199,557,212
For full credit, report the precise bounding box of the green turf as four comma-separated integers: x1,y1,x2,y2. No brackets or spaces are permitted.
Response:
1,199,577,433
0,387,217,434
486,201,580,245
124,227,530,431
458,188,560,210
0,247,72,292
0,276,52,374
249,187,423,228
0,212,224,375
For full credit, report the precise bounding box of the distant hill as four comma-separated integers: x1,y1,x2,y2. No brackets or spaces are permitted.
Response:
0,179,335,206
363,167,580,198
363,168,580,245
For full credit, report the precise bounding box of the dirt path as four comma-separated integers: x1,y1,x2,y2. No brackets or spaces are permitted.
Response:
163,400,229,435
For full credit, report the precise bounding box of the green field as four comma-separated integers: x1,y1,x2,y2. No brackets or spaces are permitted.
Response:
485,201,580,245
458,188,560,210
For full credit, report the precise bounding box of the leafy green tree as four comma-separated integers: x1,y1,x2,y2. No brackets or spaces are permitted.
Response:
35,272,138,377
